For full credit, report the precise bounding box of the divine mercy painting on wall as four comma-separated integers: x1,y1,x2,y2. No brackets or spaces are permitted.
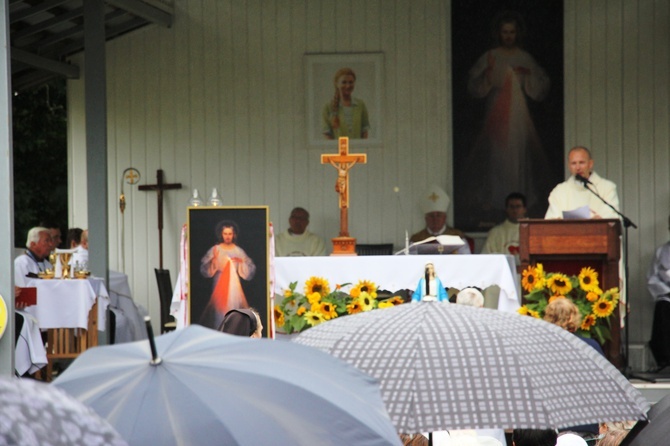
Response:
451,0,564,232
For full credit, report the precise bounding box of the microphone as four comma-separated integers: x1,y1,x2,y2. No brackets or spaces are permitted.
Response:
575,173,593,186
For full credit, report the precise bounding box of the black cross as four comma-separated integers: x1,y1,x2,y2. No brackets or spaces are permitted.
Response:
139,169,182,269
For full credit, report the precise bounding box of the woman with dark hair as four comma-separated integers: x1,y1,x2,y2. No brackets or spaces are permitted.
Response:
218,308,263,338
200,220,256,328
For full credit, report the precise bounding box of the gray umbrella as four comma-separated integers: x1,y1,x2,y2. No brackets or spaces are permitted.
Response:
0,376,127,446
52,324,401,446
293,301,649,433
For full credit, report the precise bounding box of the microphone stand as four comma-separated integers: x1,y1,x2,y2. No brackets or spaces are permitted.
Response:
579,178,638,377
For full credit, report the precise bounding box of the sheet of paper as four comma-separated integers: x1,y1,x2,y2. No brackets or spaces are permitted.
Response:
562,205,590,219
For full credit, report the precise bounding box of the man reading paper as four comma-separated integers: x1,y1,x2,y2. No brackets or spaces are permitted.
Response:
545,146,620,219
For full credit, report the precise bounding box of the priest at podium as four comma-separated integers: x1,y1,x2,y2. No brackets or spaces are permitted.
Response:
409,185,471,254
545,146,619,219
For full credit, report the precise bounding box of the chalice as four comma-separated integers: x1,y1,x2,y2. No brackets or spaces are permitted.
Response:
59,252,73,279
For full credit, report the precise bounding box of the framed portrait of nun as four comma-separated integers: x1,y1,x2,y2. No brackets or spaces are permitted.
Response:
188,206,270,336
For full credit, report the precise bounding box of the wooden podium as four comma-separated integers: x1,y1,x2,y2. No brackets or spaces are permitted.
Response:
519,219,622,367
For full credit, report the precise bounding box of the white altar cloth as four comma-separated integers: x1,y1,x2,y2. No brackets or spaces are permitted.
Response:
274,254,520,312
23,278,108,330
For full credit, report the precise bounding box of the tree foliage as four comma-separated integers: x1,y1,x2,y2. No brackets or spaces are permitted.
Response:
12,80,68,247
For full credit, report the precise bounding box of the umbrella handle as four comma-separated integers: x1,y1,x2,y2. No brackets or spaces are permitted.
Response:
144,317,163,365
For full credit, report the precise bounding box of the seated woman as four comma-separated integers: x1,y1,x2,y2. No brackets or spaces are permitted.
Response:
543,298,604,356
218,308,263,338
544,298,603,441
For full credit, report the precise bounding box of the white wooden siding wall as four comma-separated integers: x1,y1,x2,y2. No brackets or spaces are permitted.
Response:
68,0,670,344
564,0,670,344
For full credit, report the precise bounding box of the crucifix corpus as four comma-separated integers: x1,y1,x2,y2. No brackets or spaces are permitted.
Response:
321,137,367,255
139,169,182,269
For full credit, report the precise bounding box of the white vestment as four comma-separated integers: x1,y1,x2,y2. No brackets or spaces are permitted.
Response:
545,171,619,219
481,219,520,265
275,230,327,257
14,253,52,287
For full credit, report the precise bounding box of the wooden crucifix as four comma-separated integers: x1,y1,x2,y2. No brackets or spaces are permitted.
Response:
139,169,182,269
321,137,367,255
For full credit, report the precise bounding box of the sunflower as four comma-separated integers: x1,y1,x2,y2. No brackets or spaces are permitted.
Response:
350,280,378,299
346,300,364,314
521,265,539,292
581,314,596,330
601,287,620,305
378,301,394,309
547,273,572,295
318,301,338,320
304,310,327,326
548,294,566,304
274,305,285,328
283,288,293,298
534,263,547,289
578,267,600,292
585,291,600,302
304,276,331,297
307,292,322,306
296,306,306,316
389,296,405,305
518,306,540,318
593,298,615,318
521,265,545,292
356,291,376,311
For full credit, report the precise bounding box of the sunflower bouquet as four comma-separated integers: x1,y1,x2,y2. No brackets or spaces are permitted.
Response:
274,276,405,334
519,263,619,345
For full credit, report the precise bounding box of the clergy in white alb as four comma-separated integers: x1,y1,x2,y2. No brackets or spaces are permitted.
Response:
275,207,327,256
482,192,527,265
545,146,619,219
15,227,53,287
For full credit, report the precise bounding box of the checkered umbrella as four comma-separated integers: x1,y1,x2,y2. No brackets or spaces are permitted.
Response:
293,301,649,434
0,376,127,446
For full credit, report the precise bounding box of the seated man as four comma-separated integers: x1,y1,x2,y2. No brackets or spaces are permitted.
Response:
67,227,89,268
15,227,53,287
648,214,670,370
40,221,63,250
482,192,527,266
410,185,470,254
275,207,327,256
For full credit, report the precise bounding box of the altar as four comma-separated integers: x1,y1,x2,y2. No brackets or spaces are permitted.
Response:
274,254,520,312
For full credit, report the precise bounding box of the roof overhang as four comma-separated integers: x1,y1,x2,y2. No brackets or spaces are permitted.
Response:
10,0,173,91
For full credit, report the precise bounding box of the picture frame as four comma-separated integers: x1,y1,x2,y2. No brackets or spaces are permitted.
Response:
451,2,564,231
305,52,383,148
187,206,270,336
